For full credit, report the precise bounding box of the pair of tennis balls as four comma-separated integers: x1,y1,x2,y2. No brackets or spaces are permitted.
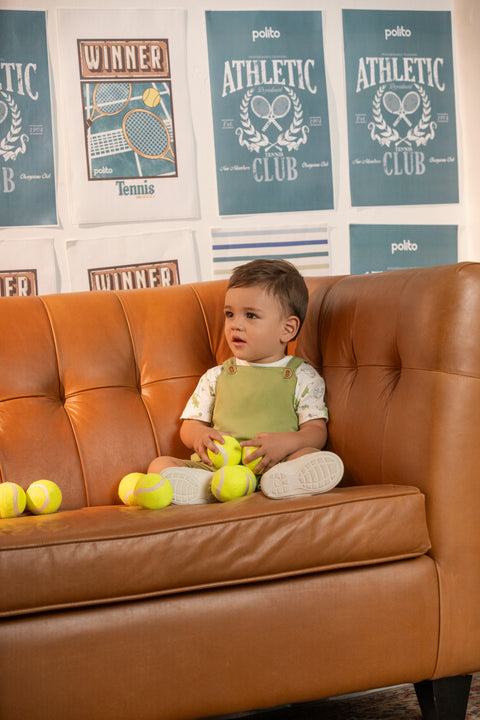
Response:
208,435,263,474
118,472,173,510
0,480,62,519
208,436,262,502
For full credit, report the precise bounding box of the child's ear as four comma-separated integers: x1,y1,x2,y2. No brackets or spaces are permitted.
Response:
281,315,301,342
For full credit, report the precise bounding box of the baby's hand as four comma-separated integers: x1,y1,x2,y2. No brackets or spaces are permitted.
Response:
240,433,289,473
194,428,225,465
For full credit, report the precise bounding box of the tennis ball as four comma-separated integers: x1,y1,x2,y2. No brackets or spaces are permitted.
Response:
211,465,257,502
142,87,160,107
134,473,173,510
241,445,264,475
26,480,62,515
207,436,242,469
0,482,26,518
118,472,144,506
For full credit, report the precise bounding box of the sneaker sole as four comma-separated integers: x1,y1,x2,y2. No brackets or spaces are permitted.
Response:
261,452,344,500
162,467,215,505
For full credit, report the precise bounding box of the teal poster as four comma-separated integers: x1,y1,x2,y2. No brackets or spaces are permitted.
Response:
343,10,458,207
206,11,333,215
350,225,457,274
0,10,57,226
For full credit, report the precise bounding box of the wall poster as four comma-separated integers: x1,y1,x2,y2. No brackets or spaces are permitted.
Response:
0,237,56,295
206,11,334,215
0,10,57,226
350,224,457,274
57,9,197,224
65,230,199,292
211,225,330,280
343,10,458,207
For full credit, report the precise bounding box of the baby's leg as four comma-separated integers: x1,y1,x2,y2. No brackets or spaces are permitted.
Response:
148,456,188,474
148,456,216,505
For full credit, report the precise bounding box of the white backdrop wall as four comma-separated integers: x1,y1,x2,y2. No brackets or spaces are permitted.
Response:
1,0,477,292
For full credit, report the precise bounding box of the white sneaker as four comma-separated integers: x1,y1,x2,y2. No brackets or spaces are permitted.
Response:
162,467,216,505
261,452,344,500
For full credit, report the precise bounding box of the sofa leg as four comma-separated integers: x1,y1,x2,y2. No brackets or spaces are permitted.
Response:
414,675,472,720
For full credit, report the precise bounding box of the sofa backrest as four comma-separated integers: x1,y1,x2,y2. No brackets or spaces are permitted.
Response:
0,282,226,509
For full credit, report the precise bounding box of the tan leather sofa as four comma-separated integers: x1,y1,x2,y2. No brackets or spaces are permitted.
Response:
0,262,478,720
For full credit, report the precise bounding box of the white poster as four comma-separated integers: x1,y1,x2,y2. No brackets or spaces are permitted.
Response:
57,9,198,224
65,229,199,292
0,237,57,295
211,226,330,280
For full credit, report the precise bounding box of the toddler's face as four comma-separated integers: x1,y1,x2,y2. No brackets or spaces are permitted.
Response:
223,285,297,364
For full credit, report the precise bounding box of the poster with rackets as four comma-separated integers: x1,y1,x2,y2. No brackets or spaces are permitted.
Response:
0,10,57,227
343,10,459,207
57,10,197,224
349,224,457,274
206,11,334,215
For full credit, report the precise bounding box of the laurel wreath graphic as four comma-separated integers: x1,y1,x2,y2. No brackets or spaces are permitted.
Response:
405,85,437,146
368,86,400,146
236,86,309,153
0,92,29,161
276,87,309,151
367,84,437,148
235,89,270,153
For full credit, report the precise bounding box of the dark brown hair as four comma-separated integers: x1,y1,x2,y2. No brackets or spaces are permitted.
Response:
227,258,309,330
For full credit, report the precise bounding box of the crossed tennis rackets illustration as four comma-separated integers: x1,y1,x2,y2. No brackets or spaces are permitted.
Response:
85,82,175,166
383,90,420,127
251,94,292,131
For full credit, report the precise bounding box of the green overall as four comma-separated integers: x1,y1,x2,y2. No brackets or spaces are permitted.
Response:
212,356,305,442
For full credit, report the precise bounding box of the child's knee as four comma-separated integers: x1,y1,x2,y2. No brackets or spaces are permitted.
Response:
148,456,173,474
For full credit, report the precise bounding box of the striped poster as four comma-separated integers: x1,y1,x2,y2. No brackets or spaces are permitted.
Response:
211,226,330,280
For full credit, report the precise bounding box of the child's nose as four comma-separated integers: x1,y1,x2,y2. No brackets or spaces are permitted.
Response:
229,316,243,330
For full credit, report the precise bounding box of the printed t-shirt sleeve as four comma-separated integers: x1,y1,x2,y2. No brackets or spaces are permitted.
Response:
180,366,221,423
295,363,329,425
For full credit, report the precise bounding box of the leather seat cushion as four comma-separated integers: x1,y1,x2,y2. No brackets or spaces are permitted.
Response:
0,484,430,617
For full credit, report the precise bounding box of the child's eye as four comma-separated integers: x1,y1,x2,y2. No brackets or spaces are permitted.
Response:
224,310,233,318
246,312,258,319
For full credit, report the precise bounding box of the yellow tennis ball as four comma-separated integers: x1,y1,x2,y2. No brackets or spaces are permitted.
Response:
0,482,26,518
26,480,62,515
241,445,264,474
142,87,160,108
207,436,242,469
118,472,144,506
134,473,173,510
211,465,257,502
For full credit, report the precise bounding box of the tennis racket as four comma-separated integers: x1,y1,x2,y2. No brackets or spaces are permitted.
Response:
86,83,132,128
251,95,273,126
122,109,175,163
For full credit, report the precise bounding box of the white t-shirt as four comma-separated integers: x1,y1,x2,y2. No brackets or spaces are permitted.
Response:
181,356,328,426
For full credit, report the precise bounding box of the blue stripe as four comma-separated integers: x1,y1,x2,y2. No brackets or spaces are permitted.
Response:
213,252,329,263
